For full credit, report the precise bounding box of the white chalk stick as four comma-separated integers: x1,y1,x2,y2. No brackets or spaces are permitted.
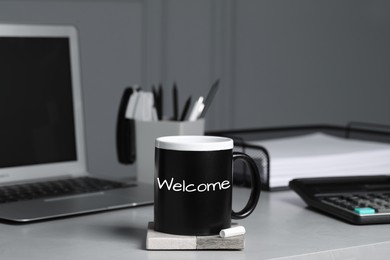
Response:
219,226,246,238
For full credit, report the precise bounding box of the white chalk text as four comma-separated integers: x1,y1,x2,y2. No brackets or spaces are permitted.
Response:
157,178,230,192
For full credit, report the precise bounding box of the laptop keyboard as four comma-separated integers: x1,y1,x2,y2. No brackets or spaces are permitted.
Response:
0,177,132,204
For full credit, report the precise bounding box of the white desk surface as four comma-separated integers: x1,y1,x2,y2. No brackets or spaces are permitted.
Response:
1,187,390,260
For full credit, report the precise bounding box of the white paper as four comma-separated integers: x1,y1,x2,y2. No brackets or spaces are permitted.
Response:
249,133,390,188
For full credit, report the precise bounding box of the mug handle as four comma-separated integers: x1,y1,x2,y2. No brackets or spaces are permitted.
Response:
231,152,262,219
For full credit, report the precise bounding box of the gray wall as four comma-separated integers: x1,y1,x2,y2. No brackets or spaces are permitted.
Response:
1,0,390,179
232,0,390,128
147,0,390,130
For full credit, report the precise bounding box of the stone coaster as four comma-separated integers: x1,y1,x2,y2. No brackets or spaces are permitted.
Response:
146,222,245,250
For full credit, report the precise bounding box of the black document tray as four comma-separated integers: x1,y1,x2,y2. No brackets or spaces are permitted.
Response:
207,122,390,191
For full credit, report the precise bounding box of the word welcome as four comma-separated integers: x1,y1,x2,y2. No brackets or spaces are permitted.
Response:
157,177,231,192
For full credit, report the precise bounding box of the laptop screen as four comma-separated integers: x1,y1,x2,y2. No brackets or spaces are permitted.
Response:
0,24,87,183
0,37,77,168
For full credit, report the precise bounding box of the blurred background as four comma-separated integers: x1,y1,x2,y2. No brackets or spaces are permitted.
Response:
1,0,389,179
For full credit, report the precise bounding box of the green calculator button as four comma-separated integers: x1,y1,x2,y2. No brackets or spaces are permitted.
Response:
354,207,376,215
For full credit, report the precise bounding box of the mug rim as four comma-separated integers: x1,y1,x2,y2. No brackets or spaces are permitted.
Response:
155,135,233,151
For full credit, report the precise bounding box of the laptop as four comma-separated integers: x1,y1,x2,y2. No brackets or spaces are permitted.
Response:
0,23,153,223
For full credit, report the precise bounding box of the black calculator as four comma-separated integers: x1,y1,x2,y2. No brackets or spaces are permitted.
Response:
289,175,390,224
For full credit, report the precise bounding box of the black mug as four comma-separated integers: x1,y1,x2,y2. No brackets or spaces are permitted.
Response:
154,135,261,236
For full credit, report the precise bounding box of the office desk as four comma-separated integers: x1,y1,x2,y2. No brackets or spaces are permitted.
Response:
1,188,389,260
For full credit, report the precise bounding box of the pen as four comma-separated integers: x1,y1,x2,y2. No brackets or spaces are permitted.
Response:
173,82,179,121
158,84,163,120
180,96,192,121
188,96,204,121
199,79,219,118
152,85,159,120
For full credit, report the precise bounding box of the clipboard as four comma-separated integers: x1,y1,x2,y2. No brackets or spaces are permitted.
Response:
116,87,136,164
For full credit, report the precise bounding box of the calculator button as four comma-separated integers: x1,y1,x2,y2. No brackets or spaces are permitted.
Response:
354,207,376,215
